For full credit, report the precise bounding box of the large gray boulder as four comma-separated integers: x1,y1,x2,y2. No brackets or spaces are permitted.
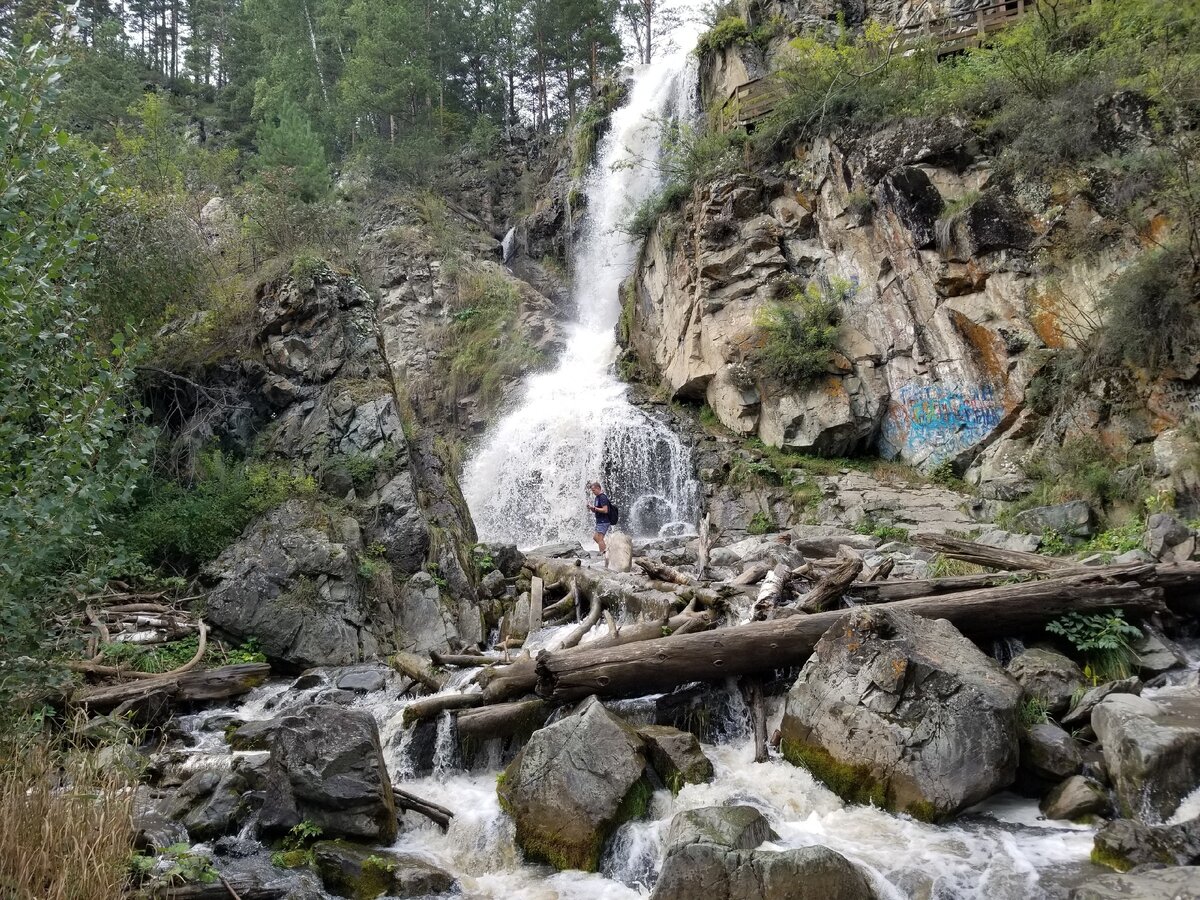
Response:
258,705,397,842
662,806,776,859
1092,691,1200,822
1144,513,1195,562
1071,867,1200,900
1012,500,1094,538
1007,647,1087,716
651,844,876,900
779,607,1022,821
202,501,368,668
1091,817,1200,871
497,696,651,871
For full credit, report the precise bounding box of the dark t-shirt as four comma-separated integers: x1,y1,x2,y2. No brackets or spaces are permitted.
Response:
593,493,610,525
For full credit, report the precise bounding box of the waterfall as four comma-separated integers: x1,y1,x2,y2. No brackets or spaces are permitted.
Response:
463,50,702,549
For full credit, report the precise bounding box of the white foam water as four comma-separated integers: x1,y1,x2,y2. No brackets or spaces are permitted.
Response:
463,39,702,550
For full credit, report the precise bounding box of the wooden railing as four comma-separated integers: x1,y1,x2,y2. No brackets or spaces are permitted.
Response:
717,0,1042,132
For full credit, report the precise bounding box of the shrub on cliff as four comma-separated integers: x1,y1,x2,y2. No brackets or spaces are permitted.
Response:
753,279,847,388
696,17,751,56
1101,245,1199,374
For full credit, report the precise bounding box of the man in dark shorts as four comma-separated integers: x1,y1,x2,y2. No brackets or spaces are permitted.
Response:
587,481,610,554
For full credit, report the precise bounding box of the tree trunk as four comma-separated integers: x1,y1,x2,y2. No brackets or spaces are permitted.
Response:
742,678,768,763
456,699,551,745
536,575,1164,701
73,663,270,711
798,556,864,613
393,787,454,831
390,651,447,693
912,533,1069,572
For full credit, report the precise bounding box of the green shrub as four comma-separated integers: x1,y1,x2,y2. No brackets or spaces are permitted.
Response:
1020,434,1149,512
1101,245,1199,374
752,278,846,388
1019,695,1051,728
747,510,774,534
1046,610,1143,684
125,453,315,571
696,17,751,56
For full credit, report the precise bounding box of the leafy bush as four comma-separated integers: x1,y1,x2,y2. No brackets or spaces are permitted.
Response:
1101,245,1199,374
1019,695,1051,728
1020,434,1150,512
0,45,152,673
125,453,316,571
696,17,752,56
1046,610,1143,684
752,278,847,388
747,510,774,534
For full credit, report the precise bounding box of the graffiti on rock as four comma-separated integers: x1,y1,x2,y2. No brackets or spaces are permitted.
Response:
879,382,1003,464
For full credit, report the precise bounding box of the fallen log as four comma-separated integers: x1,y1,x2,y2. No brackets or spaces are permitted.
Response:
74,662,270,710
456,698,550,746
429,653,497,669
912,533,1068,573
798,557,863,613
390,651,447,693
393,786,455,831
635,558,695,585
137,876,282,899
474,607,713,705
402,691,485,727
865,558,895,582
536,574,1164,701
730,563,770,587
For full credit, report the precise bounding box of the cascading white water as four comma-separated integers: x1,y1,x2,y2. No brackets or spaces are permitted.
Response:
463,48,702,549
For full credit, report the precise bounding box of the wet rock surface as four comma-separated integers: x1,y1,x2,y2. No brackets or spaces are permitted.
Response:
258,704,398,843
1008,647,1087,717
779,606,1022,820
650,843,877,900
1070,866,1200,900
497,696,651,871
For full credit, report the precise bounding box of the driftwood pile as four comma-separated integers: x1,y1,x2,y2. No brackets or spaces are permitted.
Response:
63,588,271,712
397,534,1199,743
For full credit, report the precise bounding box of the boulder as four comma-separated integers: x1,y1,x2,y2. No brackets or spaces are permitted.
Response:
133,788,189,852
258,705,397,842
497,696,651,871
650,844,876,900
1040,775,1110,822
1134,631,1185,676
876,167,944,249
1092,692,1200,822
1012,500,1094,538
1021,723,1083,783
1091,817,1200,871
336,666,388,694
638,725,714,792
312,841,456,899
976,529,1042,554
201,501,367,668
394,571,459,653
787,525,879,558
662,806,776,859
779,607,1022,821
1062,677,1142,728
1144,513,1194,561
164,771,252,841
1007,648,1087,716
1070,867,1200,900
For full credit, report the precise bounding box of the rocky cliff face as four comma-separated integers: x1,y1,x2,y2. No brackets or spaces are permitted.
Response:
626,78,1199,504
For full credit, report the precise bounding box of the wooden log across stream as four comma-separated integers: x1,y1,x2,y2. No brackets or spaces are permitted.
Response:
535,572,1165,701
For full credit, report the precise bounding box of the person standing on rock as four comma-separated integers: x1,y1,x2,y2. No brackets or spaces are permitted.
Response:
587,481,611,556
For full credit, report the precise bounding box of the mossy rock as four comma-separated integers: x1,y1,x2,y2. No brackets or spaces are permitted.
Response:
312,841,455,899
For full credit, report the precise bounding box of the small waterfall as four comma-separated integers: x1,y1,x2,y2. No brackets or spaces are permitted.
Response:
464,49,703,549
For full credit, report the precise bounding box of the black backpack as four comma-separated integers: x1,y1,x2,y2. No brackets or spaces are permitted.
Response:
608,499,620,526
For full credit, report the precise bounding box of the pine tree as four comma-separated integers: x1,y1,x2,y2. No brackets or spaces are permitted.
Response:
256,98,330,201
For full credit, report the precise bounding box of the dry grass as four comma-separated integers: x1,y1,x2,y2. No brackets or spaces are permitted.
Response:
0,735,135,900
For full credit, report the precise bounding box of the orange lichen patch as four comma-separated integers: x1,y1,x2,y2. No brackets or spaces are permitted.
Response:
1139,213,1172,247
891,658,907,680
1029,287,1068,350
947,309,1008,396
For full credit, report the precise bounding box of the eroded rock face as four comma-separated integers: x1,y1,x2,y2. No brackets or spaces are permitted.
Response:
258,705,397,843
203,501,368,668
779,607,1022,820
1092,691,1200,823
1070,867,1200,900
497,696,651,871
